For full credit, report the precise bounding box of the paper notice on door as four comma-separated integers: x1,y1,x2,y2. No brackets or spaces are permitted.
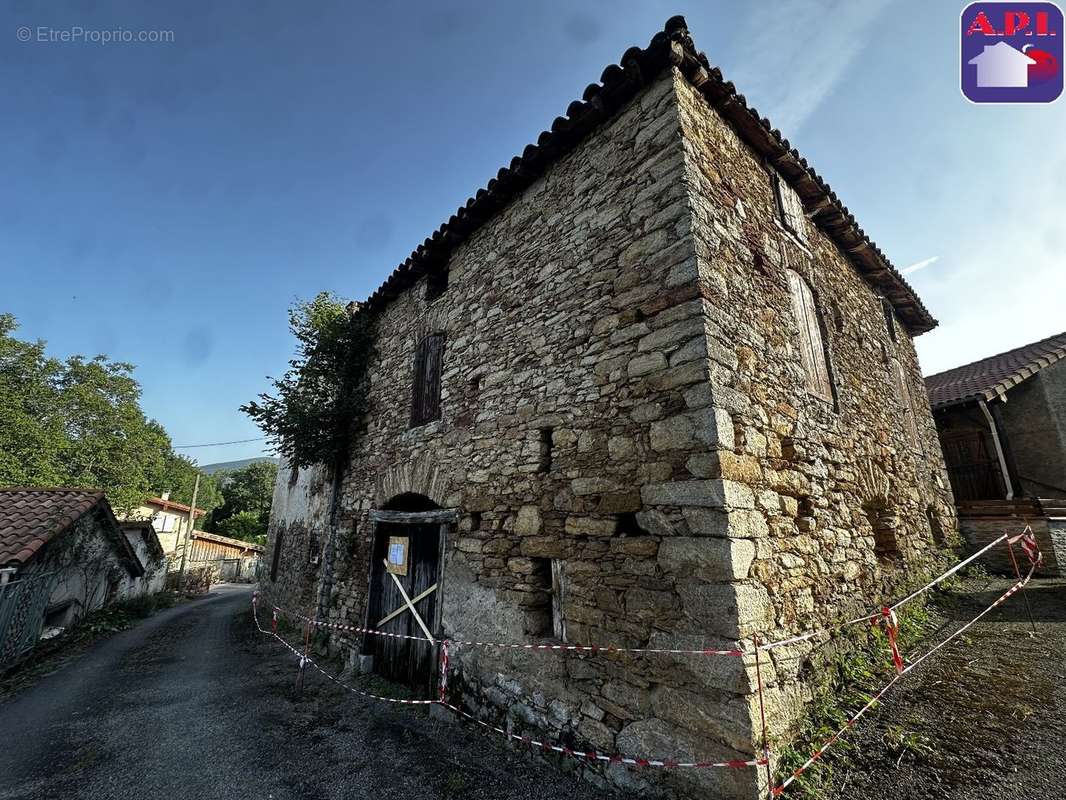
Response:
386,536,409,575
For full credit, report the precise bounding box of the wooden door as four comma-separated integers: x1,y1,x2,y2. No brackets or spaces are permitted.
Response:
941,430,1004,501
366,521,441,695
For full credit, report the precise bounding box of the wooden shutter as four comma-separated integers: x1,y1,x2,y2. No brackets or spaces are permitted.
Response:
410,333,444,427
774,174,807,242
787,270,833,400
894,359,920,447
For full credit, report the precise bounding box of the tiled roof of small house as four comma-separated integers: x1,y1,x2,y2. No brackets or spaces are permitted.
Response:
145,495,206,516
0,488,109,566
361,16,937,335
925,331,1066,409
191,529,265,553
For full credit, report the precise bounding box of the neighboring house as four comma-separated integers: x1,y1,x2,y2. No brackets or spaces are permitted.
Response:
263,18,955,799
926,331,1066,576
119,521,168,596
187,529,263,583
128,492,206,557
0,489,145,665
968,41,1036,88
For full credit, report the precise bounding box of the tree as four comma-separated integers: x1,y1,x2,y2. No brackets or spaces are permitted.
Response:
216,510,266,544
0,314,66,486
204,460,277,533
241,293,374,470
157,452,222,519
0,314,208,515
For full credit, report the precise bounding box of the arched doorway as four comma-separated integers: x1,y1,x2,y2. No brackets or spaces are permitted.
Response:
364,493,454,695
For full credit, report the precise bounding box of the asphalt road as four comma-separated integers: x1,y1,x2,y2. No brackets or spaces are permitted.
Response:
0,584,611,800
0,585,271,800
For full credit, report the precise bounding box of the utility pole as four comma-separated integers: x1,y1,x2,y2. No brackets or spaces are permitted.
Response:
176,473,200,594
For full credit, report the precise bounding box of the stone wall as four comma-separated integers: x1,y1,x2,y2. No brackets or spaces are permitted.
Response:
673,75,958,738
999,359,1066,498
262,459,332,614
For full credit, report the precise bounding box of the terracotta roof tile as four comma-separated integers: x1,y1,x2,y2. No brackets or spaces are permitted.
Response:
925,331,1066,409
359,16,937,336
0,488,107,567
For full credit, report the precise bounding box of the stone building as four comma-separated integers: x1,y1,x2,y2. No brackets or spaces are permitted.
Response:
926,331,1066,576
0,489,147,666
263,17,956,799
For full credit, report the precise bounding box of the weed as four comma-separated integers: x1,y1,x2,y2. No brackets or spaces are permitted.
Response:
442,771,467,796
882,725,934,765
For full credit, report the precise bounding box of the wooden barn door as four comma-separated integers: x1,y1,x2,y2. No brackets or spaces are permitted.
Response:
366,517,443,696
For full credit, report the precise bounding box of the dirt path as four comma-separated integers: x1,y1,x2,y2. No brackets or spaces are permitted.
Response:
822,577,1066,799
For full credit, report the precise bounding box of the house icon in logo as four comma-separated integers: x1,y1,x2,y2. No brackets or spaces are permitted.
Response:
968,41,1038,87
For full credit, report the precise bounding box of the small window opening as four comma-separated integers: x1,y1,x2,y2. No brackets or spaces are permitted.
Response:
288,465,299,488
527,558,566,642
425,268,449,302
550,559,567,641
43,601,75,630
308,530,321,565
468,512,482,532
880,297,897,343
538,428,553,473
270,529,285,582
615,512,644,535
926,506,946,547
865,503,900,564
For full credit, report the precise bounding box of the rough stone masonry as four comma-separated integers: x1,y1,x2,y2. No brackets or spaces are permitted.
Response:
262,17,958,799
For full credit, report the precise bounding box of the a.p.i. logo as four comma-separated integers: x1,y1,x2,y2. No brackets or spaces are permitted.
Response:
961,2,1063,103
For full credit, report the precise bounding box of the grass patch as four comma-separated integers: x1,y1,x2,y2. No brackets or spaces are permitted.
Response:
770,595,941,797
770,556,998,797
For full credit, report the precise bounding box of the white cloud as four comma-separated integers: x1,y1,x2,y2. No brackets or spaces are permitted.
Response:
901,255,939,275
728,0,891,135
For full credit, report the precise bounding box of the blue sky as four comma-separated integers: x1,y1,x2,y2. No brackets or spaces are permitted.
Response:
3,1,1064,465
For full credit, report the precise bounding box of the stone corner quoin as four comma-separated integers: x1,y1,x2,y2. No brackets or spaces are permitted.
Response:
259,21,956,800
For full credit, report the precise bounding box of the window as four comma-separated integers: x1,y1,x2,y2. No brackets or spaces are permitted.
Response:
786,269,834,401
528,558,566,641
550,560,567,642
410,333,445,427
893,358,920,448
772,173,807,242
425,268,449,302
153,513,176,533
867,504,901,565
880,296,897,342
308,530,321,566
270,529,285,582
537,428,553,473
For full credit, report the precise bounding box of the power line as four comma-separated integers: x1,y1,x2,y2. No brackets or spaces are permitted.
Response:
173,437,266,449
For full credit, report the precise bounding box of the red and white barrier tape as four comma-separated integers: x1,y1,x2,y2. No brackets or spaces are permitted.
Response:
253,599,759,769
878,607,904,675
252,602,437,706
273,606,434,644
771,558,1038,796
448,639,744,657
760,532,1011,652
272,605,742,657
439,640,450,703
438,702,766,770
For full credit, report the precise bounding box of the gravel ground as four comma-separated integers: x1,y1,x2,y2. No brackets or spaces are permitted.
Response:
0,583,610,800
820,576,1066,799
